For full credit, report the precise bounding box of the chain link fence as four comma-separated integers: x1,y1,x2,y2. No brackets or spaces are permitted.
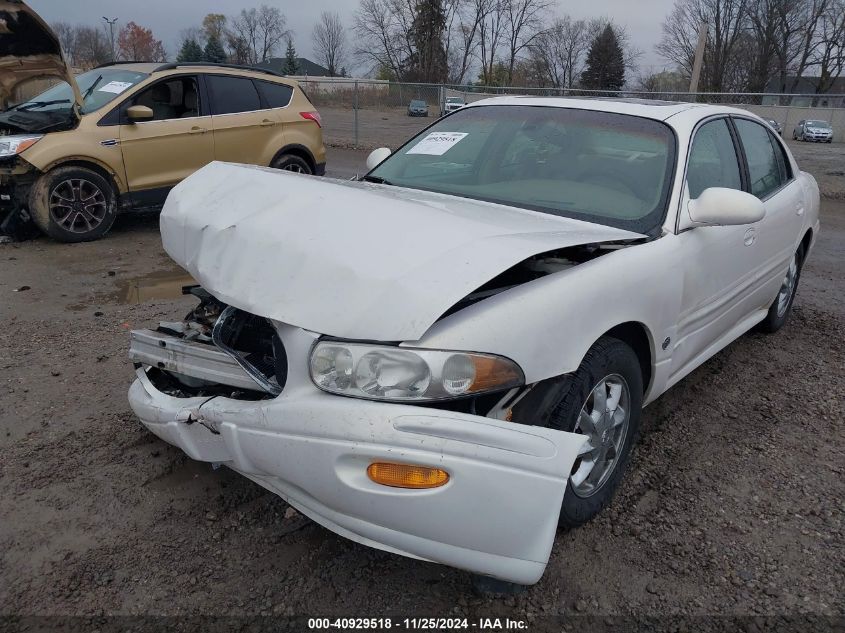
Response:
298,78,845,150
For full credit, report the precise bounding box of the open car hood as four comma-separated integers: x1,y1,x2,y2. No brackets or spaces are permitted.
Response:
161,162,645,341
0,1,82,108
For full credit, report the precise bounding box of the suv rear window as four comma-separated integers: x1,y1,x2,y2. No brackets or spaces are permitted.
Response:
256,80,293,108
207,75,261,115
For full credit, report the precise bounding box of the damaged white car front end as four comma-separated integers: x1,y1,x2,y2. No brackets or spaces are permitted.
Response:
128,161,644,584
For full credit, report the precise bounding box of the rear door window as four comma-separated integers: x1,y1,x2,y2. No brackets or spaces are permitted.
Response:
206,75,261,115
256,80,293,108
734,118,786,199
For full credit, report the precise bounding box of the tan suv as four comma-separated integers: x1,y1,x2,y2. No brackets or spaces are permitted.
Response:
0,3,325,242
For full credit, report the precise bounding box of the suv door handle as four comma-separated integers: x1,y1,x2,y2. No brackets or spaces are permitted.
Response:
189,126,208,134
260,119,275,127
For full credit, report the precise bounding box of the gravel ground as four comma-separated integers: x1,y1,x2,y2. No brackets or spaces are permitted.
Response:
0,149,843,631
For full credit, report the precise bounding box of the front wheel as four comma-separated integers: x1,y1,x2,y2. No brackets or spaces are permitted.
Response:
270,153,313,174
29,166,117,242
546,337,643,528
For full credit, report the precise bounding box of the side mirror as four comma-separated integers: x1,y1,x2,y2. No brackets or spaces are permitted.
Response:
688,187,765,226
126,105,153,122
366,147,391,170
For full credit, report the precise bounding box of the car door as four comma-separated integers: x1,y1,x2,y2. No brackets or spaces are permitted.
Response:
118,75,214,204
670,117,764,382
731,117,803,305
206,74,284,165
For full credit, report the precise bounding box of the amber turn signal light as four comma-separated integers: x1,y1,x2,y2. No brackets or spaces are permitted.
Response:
367,462,450,489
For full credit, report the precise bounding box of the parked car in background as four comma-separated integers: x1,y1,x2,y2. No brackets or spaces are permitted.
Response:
407,99,429,117
444,96,465,113
129,97,819,585
0,2,325,243
763,118,783,135
792,119,833,143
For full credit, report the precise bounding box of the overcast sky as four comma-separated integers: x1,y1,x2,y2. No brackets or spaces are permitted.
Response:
29,0,676,77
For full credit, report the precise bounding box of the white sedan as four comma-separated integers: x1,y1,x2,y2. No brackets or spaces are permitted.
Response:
128,97,819,585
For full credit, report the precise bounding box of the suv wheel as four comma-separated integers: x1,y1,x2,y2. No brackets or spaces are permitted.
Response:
30,166,117,243
271,154,313,174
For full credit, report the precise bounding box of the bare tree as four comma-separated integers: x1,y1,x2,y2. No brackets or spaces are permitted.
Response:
813,0,845,92
656,0,749,92
230,5,288,65
74,26,111,68
478,0,506,85
530,16,589,88
353,0,415,79
447,0,493,83
313,12,346,76
52,22,78,65
502,0,552,84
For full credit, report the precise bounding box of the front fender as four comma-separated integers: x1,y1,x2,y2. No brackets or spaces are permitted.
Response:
409,236,684,402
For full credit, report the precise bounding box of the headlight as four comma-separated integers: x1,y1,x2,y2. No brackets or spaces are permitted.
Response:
0,135,43,157
310,341,523,402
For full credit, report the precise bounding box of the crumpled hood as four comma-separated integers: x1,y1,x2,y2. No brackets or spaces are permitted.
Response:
0,1,81,107
161,162,644,341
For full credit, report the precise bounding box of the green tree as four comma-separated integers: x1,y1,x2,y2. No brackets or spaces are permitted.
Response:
203,35,227,63
407,0,448,83
580,24,625,90
282,38,299,74
177,38,203,62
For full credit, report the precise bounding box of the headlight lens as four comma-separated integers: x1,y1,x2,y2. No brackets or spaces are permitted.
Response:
0,135,43,157
310,341,523,401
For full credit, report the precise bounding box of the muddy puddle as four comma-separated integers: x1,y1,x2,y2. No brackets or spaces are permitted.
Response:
117,269,196,304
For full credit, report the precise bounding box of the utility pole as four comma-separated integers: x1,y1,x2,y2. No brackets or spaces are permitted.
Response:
102,17,118,62
688,21,708,95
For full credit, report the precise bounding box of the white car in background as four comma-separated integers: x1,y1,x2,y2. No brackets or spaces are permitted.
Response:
444,96,465,113
128,98,820,585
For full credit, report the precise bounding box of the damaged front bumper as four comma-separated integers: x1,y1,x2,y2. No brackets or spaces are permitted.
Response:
128,326,587,585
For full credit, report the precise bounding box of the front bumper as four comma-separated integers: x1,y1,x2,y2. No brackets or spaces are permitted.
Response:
803,131,832,141
128,333,586,584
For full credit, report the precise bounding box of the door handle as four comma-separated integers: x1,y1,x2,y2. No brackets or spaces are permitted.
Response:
260,119,275,127
743,227,757,246
188,126,207,134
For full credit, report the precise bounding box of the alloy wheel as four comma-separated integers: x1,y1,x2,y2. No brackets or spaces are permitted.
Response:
49,179,107,234
776,254,799,318
570,374,631,498
282,163,305,173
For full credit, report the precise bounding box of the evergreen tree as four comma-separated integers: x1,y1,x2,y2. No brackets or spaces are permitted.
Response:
282,38,299,74
203,35,227,63
177,38,204,63
580,24,625,91
407,0,447,83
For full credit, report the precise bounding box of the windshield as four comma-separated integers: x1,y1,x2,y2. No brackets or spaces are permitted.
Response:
410,100,426,107
10,68,148,115
806,120,830,128
447,98,462,103
368,105,676,234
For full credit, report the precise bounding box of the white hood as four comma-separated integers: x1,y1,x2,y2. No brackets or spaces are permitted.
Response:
161,162,644,341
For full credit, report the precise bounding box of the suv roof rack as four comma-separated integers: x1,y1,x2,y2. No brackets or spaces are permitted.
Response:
93,60,150,69
154,62,286,78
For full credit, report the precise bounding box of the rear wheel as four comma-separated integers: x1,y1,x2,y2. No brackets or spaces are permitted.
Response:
29,166,117,243
542,337,643,528
757,246,804,333
270,153,313,174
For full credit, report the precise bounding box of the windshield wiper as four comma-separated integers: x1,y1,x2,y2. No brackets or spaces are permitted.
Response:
15,99,72,112
81,75,103,101
361,175,393,185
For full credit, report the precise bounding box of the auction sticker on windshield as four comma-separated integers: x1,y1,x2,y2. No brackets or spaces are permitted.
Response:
98,81,134,94
406,132,468,156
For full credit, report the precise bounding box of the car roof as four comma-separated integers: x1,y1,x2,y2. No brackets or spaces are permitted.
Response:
94,62,288,80
464,96,753,123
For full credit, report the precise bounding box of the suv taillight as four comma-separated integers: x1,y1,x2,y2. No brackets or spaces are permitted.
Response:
300,111,321,127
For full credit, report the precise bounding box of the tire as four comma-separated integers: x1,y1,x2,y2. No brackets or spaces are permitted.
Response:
270,153,313,175
757,245,804,333
543,336,643,529
29,165,117,243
